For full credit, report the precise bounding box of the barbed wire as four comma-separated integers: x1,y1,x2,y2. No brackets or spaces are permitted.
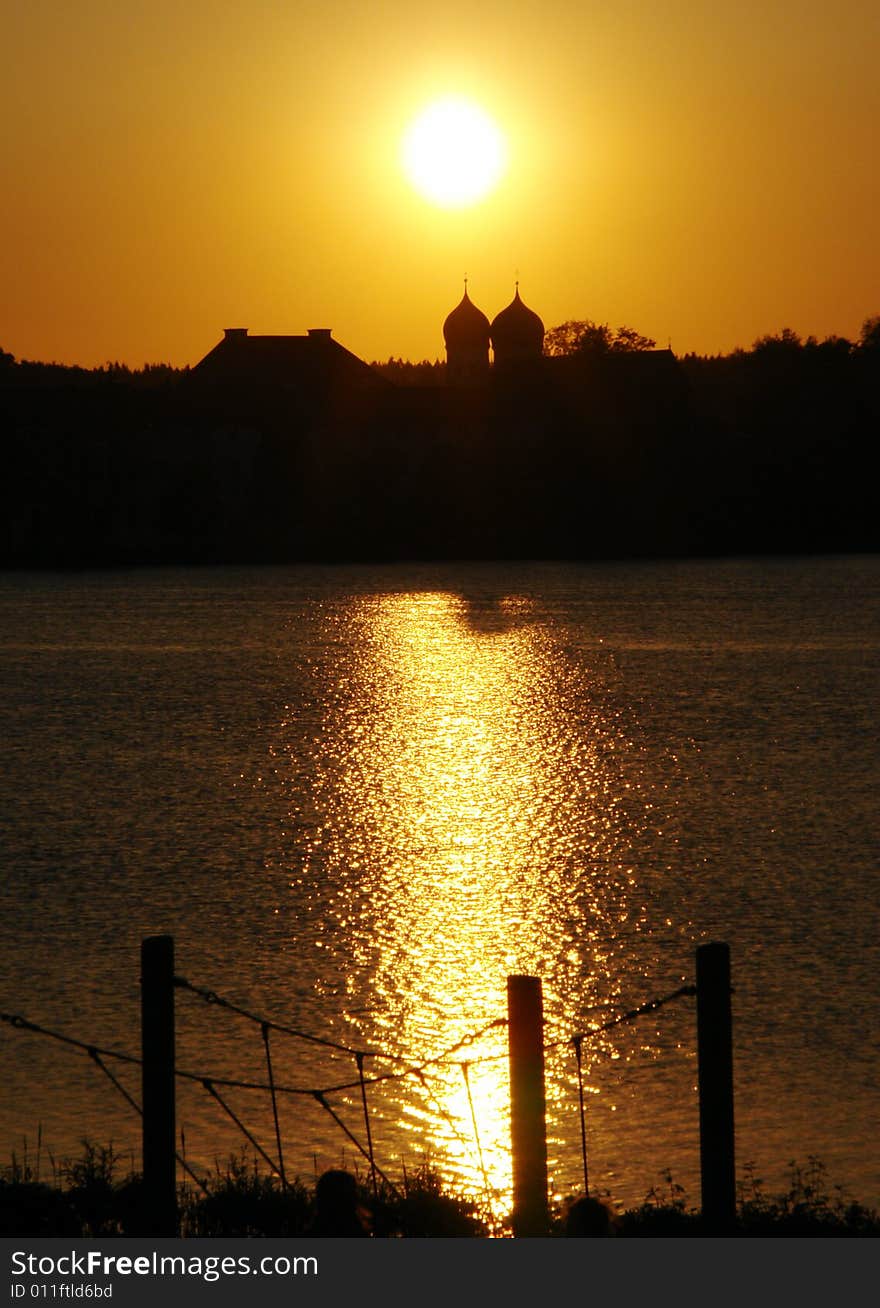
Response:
169,1015,510,1096
461,1061,493,1221
0,1017,210,1195
0,1007,508,1096
1,1008,454,1200
311,1092,403,1200
3,983,695,1091
1,1011,142,1067
173,974,511,1079
378,985,699,1071
555,984,698,1052
3,977,699,1203
173,976,368,1056
200,1079,280,1177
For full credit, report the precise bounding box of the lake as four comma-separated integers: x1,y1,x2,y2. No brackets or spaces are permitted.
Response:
1,557,878,1216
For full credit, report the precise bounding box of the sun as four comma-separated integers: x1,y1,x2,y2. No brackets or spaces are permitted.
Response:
402,98,507,209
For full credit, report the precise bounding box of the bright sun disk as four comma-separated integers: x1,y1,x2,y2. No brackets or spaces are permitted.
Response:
402,99,507,209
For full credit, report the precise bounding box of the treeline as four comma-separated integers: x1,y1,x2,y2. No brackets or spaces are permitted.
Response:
3,314,878,383
369,313,880,378
0,320,877,566
370,357,446,385
672,325,879,557
0,348,184,388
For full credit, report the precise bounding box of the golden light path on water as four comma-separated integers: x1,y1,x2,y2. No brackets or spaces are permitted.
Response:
3,563,879,1219
271,587,693,1213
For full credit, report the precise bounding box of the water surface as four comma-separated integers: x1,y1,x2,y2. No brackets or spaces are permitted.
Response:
1,558,877,1213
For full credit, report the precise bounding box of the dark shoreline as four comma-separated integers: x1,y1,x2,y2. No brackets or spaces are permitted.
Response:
2,549,878,576
3,341,877,570
3,1146,878,1238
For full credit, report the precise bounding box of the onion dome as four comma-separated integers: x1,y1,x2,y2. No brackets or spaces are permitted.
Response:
490,287,545,357
443,289,491,350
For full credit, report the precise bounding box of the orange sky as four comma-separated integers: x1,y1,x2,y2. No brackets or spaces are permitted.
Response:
3,0,879,367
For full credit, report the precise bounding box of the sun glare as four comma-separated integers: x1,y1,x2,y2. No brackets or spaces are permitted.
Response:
402,98,507,209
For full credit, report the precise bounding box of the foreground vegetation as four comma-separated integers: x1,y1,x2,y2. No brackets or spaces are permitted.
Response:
2,1143,877,1237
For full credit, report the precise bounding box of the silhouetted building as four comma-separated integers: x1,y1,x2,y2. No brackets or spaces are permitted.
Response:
192,327,387,393
443,288,491,385
443,284,544,380
490,287,545,369
441,286,683,408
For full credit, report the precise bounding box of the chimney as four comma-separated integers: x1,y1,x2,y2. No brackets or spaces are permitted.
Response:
308,328,332,341
224,328,248,340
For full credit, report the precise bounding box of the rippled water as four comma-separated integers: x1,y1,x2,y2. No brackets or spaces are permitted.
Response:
1,558,878,1214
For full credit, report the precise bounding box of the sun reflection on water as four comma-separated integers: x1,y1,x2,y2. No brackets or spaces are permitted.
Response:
275,588,658,1205
4,563,878,1216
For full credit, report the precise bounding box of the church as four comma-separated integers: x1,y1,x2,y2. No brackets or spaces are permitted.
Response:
191,284,680,409
443,284,545,383
191,284,548,388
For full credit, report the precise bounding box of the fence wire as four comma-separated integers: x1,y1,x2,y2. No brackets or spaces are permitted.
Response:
3,971,700,1204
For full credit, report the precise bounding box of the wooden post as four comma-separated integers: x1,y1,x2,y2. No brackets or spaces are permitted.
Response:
696,940,735,1229
507,975,549,1236
141,934,177,1235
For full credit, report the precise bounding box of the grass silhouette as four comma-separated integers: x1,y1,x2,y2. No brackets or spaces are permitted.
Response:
2,1141,877,1237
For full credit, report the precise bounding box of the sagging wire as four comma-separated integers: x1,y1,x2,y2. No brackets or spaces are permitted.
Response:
460,1061,495,1226
171,985,509,1092
4,980,697,1217
291,1015,511,1095
311,1091,402,1200
201,1079,280,1181
88,1048,142,1120
87,1048,208,1195
174,976,367,1056
355,1052,377,1197
165,1014,509,1099
414,1070,472,1151
571,1035,589,1196
555,984,698,1052
261,1023,287,1191
1,1011,141,1067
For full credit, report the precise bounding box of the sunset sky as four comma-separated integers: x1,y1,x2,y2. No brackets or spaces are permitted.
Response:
3,0,878,367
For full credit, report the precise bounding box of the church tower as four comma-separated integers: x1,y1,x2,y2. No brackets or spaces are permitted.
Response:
490,286,545,369
443,284,491,385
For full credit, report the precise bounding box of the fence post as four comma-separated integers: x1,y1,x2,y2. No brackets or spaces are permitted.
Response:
507,975,549,1236
696,940,735,1229
141,934,177,1235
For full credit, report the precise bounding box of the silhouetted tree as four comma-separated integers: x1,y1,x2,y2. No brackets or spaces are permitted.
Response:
544,321,611,356
370,357,446,385
859,315,880,351
805,334,853,355
543,319,656,356
611,324,657,352
751,327,803,353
